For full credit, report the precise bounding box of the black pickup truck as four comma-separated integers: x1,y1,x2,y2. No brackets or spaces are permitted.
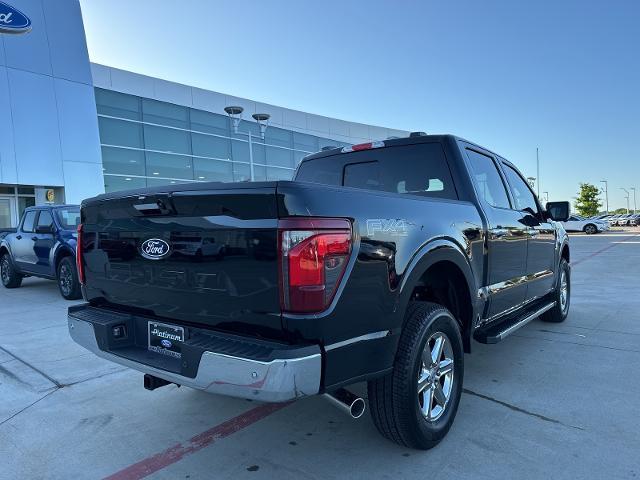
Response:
69,133,571,449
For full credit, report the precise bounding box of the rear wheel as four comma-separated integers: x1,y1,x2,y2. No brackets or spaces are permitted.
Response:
0,253,22,288
583,224,597,234
57,256,81,300
541,258,570,323
368,302,464,449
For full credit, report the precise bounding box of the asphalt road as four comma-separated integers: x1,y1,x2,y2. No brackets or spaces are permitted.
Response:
1,230,639,480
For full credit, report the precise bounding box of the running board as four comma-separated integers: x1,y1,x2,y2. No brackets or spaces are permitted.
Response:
474,301,556,344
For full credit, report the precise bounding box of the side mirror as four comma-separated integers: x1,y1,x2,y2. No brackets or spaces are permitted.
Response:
36,225,53,234
546,201,570,222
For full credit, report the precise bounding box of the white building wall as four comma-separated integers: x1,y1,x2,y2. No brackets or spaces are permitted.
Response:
0,0,103,204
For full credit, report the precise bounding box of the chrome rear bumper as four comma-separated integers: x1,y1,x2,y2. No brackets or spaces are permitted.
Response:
68,315,321,402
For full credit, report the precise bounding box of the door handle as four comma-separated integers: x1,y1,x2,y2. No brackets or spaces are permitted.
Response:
16,235,22,240
31,236,38,241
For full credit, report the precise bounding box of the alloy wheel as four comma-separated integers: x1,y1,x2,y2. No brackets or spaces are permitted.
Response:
59,263,72,296
559,269,569,313
1,256,9,285
417,331,455,421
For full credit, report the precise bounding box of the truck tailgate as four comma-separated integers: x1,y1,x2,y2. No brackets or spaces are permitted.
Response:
80,183,283,339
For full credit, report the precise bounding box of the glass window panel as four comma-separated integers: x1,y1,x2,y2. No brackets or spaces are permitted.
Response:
144,125,191,154
142,99,189,128
0,186,15,194
99,117,144,148
37,210,54,229
17,187,34,195
232,162,266,182
318,138,340,150
145,177,195,188
104,175,146,193
101,146,146,176
190,109,230,136
95,88,141,120
252,143,266,165
0,199,11,228
230,139,250,163
265,127,292,148
22,210,37,232
231,120,260,140
266,167,294,181
18,197,35,219
502,163,539,212
192,133,231,159
266,146,294,168
232,162,251,182
293,150,309,166
466,150,510,208
293,132,318,153
253,164,267,181
193,158,233,182
146,152,194,180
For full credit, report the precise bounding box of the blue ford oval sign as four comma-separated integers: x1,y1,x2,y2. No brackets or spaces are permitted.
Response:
140,238,171,260
160,339,173,348
0,2,31,34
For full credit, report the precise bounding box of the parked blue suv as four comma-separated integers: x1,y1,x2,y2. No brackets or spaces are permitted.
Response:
0,205,81,299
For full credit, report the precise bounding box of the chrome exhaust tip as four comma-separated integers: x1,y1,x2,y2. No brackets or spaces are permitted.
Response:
324,388,366,419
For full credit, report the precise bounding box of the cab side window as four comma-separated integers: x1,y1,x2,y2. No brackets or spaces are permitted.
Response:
37,211,54,231
502,164,539,213
21,211,37,233
466,149,511,209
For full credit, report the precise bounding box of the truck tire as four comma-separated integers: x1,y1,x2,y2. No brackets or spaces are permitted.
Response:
57,256,82,300
541,258,570,323
367,302,464,449
583,224,597,234
1,252,22,288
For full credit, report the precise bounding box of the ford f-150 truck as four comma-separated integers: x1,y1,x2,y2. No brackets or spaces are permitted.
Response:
1,205,82,300
68,133,571,449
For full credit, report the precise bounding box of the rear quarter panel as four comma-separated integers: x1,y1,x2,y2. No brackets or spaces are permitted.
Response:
276,181,484,387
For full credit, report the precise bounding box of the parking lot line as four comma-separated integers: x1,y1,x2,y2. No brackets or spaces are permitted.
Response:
571,233,640,266
103,401,291,480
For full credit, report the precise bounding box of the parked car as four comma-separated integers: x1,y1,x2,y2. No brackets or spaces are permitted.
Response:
0,205,82,299
617,213,639,226
69,134,571,449
561,215,609,234
627,214,640,226
607,214,623,226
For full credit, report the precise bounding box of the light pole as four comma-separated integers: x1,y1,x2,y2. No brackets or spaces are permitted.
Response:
620,187,630,214
600,180,609,214
224,106,270,181
536,147,540,198
631,187,637,214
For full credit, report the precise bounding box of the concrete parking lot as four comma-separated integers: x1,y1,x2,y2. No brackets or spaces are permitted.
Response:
1,229,639,480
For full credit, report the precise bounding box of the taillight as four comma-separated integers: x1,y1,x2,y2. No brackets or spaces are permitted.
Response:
76,224,85,285
279,218,352,313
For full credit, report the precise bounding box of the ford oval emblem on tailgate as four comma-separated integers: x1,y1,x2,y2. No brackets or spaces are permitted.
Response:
140,238,171,260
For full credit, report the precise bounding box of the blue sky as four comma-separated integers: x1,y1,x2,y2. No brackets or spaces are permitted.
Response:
79,0,639,210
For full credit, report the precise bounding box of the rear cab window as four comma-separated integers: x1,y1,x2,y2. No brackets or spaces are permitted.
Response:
295,143,458,200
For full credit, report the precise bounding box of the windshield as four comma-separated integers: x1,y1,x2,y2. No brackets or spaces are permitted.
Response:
55,207,81,230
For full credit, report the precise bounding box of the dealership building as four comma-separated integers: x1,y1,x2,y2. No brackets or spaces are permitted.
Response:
0,0,406,228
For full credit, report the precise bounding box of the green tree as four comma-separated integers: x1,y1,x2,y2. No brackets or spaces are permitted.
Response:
574,183,602,217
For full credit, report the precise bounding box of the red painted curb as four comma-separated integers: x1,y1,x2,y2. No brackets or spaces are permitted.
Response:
104,401,291,480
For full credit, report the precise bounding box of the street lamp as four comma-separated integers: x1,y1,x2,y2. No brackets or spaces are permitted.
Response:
224,106,271,181
600,180,609,214
631,187,637,214
620,187,630,214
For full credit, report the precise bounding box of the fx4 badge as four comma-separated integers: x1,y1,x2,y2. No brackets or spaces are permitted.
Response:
366,219,408,237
